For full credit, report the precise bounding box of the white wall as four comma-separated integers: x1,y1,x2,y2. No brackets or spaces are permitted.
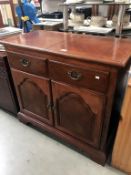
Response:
42,0,64,12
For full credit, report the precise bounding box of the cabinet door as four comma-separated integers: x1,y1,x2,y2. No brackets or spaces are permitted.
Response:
12,69,53,125
52,81,106,148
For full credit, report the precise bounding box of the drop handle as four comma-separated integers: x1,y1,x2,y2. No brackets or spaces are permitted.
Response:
67,70,82,81
20,58,30,67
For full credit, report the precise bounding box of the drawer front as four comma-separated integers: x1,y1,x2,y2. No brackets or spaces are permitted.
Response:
49,61,110,93
7,52,47,77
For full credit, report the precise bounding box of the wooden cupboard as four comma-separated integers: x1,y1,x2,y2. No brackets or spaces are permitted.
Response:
0,0,17,26
1,30,131,165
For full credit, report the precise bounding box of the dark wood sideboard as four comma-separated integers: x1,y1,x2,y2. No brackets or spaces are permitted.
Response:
1,31,131,165
0,52,18,114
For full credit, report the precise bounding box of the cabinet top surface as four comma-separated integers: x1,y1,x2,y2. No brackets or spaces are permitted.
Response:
0,30,131,67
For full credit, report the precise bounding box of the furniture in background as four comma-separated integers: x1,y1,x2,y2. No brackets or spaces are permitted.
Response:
0,52,19,114
92,4,119,20
0,10,4,27
0,0,17,26
32,21,63,31
0,8,18,114
107,5,119,20
112,78,131,174
62,1,130,36
1,30,131,165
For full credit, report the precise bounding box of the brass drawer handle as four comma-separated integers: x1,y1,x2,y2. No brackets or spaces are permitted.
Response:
67,70,82,81
20,58,30,67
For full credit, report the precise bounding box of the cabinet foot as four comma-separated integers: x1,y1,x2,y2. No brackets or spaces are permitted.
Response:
17,112,107,165
18,112,30,125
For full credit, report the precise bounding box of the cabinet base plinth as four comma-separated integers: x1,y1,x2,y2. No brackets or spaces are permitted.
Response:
18,112,107,165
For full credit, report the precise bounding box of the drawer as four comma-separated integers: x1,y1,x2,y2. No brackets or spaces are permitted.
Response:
49,61,110,93
7,52,47,77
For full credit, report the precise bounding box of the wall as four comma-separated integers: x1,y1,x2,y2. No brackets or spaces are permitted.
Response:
42,0,64,12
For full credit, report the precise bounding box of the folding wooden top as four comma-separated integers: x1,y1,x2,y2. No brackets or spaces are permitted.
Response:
1,30,131,67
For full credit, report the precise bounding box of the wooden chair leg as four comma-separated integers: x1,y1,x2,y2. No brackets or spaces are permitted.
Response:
92,5,99,16
0,10,4,27
107,5,119,20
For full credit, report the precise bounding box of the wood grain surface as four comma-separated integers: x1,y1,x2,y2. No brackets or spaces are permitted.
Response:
0,30,131,67
112,78,131,173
